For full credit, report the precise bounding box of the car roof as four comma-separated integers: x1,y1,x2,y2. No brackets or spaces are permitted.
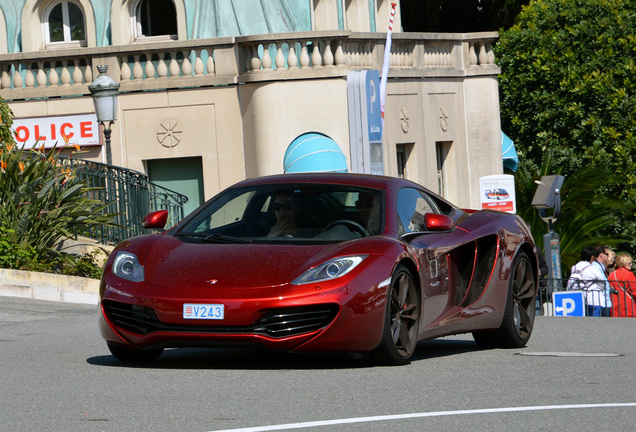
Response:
232,172,419,191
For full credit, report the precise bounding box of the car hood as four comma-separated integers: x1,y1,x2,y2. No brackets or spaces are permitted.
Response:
142,235,351,289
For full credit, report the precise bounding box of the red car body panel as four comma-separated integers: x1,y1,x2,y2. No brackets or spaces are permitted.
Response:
99,173,538,356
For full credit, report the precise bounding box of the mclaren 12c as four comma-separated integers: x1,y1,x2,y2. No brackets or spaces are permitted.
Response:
99,173,539,365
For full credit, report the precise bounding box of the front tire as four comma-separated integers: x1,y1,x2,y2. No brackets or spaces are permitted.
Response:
372,265,420,365
107,343,164,362
473,251,537,348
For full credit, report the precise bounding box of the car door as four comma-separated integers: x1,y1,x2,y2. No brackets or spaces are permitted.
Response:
396,188,475,328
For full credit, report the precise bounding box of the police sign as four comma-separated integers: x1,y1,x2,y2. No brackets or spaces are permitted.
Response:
553,291,586,317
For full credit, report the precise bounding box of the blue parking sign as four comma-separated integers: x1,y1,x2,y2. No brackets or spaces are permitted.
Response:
553,291,586,317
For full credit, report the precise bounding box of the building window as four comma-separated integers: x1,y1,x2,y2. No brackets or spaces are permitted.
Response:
436,141,451,197
396,143,414,179
44,0,86,47
133,0,178,40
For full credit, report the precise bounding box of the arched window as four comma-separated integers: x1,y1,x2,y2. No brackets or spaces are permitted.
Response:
43,0,86,47
133,0,178,40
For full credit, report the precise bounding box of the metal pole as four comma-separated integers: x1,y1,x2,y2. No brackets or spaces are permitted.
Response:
102,121,113,166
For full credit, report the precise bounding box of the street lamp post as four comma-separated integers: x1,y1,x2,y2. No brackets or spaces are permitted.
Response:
88,65,120,165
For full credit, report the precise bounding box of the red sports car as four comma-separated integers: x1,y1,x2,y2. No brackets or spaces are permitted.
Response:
99,173,539,365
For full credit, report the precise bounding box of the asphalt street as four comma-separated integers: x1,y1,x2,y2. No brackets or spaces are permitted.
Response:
0,296,634,431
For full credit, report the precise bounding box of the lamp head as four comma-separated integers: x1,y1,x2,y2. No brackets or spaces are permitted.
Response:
88,65,120,123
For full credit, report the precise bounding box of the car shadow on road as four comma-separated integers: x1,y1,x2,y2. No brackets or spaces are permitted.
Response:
86,337,483,370
413,338,484,361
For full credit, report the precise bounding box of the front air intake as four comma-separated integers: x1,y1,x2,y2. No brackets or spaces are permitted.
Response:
103,301,338,338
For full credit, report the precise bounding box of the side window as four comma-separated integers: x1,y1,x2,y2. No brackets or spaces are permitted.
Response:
133,0,178,40
396,188,439,235
43,0,86,47
191,192,254,233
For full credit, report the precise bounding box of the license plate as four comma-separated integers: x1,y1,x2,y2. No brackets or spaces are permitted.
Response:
183,303,224,320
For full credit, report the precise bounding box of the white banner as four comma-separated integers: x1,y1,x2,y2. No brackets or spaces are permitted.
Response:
12,114,100,149
479,174,516,214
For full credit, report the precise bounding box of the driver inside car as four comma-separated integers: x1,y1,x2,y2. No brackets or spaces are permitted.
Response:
267,194,318,238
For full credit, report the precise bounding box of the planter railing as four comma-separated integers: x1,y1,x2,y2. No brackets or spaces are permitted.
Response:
59,157,188,244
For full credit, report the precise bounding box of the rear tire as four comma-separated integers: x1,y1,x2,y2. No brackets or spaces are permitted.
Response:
372,265,420,365
107,343,164,362
473,251,537,348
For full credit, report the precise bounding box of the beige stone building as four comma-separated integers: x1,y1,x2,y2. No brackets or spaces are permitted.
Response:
0,1,504,216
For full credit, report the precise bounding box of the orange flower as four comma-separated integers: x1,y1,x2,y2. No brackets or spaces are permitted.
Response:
73,143,80,151
0,160,6,170
18,161,25,172
62,172,73,185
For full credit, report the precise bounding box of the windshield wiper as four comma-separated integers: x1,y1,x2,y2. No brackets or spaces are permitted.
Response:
204,233,252,244
174,232,252,244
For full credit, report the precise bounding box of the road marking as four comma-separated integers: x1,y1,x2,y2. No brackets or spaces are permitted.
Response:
518,351,622,357
209,403,636,432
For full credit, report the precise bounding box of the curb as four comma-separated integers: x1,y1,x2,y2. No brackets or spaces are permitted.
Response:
0,268,99,305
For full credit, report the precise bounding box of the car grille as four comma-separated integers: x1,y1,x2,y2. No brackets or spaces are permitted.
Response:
103,301,339,338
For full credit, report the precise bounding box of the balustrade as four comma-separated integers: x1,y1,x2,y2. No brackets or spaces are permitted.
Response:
120,48,216,81
469,41,496,66
0,58,92,90
0,32,499,100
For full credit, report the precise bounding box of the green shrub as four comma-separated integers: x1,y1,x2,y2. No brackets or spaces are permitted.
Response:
0,226,46,271
58,251,106,279
497,0,636,249
0,96,117,278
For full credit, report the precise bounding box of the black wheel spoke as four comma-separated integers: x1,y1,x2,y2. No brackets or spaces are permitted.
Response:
391,318,401,343
397,321,413,353
400,304,419,322
515,260,527,287
398,276,409,306
518,280,535,302
518,305,531,333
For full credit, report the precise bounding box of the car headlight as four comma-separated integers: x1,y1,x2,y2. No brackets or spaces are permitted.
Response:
292,255,367,285
112,251,145,282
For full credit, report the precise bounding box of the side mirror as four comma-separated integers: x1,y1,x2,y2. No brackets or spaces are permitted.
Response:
143,210,168,230
424,213,454,231
401,213,455,241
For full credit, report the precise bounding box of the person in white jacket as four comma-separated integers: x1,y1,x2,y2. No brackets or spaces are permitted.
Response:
566,246,594,290
580,246,613,317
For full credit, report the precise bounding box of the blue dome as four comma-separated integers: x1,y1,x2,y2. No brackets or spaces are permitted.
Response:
284,132,348,173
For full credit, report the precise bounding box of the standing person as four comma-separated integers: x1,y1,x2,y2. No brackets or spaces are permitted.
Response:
580,246,613,317
605,249,617,275
571,246,595,273
608,253,636,317
566,246,594,290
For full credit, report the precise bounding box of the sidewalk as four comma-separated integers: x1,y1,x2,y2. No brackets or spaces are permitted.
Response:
0,268,99,305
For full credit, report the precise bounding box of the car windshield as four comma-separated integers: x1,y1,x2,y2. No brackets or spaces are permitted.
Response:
177,184,384,243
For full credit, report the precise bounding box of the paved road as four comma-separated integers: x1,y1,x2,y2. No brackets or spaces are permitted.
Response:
1,296,634,431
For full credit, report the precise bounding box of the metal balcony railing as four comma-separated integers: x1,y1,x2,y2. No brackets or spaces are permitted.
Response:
58,157,188,244
537,278,636,317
